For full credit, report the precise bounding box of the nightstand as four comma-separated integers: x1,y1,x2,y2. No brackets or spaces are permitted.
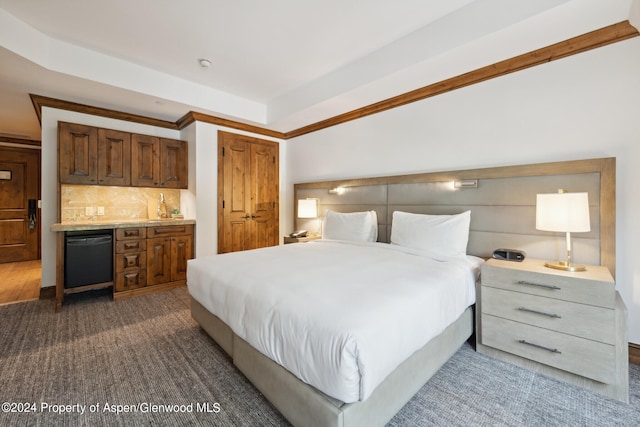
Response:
283,235,321,244
476,257,628,403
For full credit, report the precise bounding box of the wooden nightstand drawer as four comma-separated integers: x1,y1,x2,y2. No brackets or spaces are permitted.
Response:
481,286,615,344
482,259,614,308
481,314,615,383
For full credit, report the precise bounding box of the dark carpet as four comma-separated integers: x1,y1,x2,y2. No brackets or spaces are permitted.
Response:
0,287,638,426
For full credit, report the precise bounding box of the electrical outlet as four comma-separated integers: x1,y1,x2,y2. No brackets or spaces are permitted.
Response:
97,206,105,216
85,206,95,216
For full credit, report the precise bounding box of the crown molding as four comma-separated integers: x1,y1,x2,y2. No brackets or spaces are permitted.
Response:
29,94,179,130
284,20,639,139
28,21,639,141
176,111,285,139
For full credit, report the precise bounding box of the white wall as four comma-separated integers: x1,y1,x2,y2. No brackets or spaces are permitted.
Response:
40,108,182,288
286,37,640,344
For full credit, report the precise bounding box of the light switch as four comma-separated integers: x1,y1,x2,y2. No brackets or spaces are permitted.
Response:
97,206,105,216
85,206,95,216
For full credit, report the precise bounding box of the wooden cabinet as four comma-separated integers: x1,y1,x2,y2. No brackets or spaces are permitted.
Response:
59,122,98,184
476,258,628,403
59,122,187,189
131,135,187,189
112,224,193,300
114,227,147,292
98,129,131,186
146,224,193,287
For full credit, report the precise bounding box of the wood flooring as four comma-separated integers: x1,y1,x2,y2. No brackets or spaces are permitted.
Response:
0,260,42,305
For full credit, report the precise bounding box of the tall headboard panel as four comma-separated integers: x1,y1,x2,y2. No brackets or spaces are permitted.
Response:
294,158,615,276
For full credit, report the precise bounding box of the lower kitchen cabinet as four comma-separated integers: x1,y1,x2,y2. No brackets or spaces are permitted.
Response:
146,224,194,287
114,227,147,292
114,224,193,300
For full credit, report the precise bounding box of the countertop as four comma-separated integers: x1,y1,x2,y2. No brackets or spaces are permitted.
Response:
50,218,196,232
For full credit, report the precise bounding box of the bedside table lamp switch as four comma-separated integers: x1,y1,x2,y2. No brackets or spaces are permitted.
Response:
536,189,590,272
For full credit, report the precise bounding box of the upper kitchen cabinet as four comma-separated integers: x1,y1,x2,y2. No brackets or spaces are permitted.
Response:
59,122,188,189
160,139,188,189
131,134,159,188
131,135,188,189
97,129,131,186
59,122,98,184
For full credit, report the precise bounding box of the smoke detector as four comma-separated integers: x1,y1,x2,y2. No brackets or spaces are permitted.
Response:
198,58,212,69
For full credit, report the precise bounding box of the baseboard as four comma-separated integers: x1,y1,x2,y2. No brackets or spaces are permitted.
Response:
39,286,55,300
630,343,640,366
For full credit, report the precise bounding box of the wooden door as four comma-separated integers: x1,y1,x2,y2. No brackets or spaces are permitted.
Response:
160,139,187,189
147,237,171,285
0,146,40,263
170,234,193,281
250,142,278,249
58,122,97,184
131,134,160,187
98,129,131,186
218,131,279,253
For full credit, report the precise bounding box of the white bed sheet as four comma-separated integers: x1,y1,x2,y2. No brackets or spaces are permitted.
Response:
187,240,482,403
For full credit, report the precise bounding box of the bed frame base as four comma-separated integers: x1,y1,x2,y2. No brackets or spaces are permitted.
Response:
191,297,473,427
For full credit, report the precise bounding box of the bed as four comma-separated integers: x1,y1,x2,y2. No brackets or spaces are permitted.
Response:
189,208,481,426
189,158,615,427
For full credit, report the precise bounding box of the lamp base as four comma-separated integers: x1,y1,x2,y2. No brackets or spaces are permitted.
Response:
544,260,587,272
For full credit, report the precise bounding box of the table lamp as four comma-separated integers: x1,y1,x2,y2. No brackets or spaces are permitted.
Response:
536,189,590,272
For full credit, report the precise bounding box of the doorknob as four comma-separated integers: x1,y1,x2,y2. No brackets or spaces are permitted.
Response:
251,215,261,219
243,214,251,219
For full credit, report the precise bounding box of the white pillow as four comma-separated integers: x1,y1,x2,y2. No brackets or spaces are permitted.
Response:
390,210,471,258
323,210,378,242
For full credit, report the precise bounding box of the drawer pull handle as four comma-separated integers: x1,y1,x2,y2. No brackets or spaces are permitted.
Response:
517,307,562,319
516,280,561,290
518,339,561,354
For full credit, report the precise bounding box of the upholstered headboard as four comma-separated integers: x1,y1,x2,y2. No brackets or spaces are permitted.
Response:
294,158,615,276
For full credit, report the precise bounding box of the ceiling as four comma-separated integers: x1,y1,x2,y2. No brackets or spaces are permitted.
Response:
0,0,636,141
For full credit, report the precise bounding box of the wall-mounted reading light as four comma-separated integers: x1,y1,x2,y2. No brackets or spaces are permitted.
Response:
329,187,346,195
454,179,478,188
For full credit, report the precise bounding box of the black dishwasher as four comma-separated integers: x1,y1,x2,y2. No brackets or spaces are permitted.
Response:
64,230,113,288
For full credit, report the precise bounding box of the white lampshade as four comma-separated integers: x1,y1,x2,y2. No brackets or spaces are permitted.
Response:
536,191,590,233
297,199,318,218
536,190,590,272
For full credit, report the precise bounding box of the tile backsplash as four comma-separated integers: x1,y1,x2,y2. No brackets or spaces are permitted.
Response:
61,185,181,223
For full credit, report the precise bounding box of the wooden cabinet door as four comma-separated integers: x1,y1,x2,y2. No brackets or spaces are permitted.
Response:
98,129,131,186
250,142,278,249
160,139,187,189
131,134,160,187
170,234,193,281
147,237,171,286
59,122,98,184
218,131,278,253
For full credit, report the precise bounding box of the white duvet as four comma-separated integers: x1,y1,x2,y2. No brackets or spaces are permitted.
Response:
187,240,482,403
